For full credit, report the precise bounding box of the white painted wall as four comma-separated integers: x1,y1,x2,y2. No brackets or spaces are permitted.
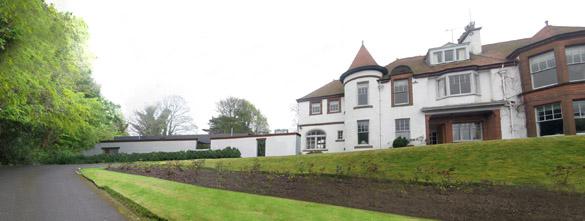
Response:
298,98,345,125
299,123,345,153
342,70,384,150
210,134,300,158
296,66,528,152
83,140,199,156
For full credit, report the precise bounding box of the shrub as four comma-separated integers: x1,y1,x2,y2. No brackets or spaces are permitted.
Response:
40,147,241,164
392,136,409,148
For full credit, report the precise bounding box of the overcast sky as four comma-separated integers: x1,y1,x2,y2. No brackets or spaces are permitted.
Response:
48,0,584,133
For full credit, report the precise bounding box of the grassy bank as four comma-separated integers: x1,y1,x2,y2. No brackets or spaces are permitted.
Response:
152,136,585,192
81,168,424,221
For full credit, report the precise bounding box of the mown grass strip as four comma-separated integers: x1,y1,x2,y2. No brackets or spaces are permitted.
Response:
81,168,427,221
79,170,166,221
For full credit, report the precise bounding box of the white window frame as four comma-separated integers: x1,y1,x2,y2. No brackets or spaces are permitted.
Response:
452,122,483,142
529,51,558,89
357,81,369,106
535,103,563,137
395,118,410,139
337,130,344,140
306,130,326,150
357,120,369,145
431,46,469,65
328,99,340,113
574,100,585,134
436,72,480,99
310,101,321,115
392,79,409,105
566,45,585,82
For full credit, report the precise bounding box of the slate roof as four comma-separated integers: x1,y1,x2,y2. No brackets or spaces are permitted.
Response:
298,25,585,101
348,44,379,69
297,80,343,101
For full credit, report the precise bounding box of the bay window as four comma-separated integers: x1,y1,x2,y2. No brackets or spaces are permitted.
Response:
392,79,409,105
437,72,480,98
535,103,563,136
357,120,369,144
574,100,585,134
529,51,557,89
566,45,585,82
453,122,482,142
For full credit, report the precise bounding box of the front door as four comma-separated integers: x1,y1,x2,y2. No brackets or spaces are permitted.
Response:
256,138,266,157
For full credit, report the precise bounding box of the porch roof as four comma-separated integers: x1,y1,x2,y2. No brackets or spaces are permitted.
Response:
421,101,506,115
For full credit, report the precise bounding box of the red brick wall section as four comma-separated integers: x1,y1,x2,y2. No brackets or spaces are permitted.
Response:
518,37,585,137
518,36,585,137
427,110,502,144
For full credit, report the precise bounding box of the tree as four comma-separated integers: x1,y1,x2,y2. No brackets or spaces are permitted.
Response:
0,1,127,164
129,96,197,136
130,105,165,136
208,97,269,134
160,96,197,135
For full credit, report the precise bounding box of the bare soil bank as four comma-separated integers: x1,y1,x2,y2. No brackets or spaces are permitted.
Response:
111,166,585,221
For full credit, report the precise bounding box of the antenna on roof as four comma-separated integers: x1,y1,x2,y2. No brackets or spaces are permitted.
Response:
545,20,549,26
361,40,364,45
445,28,455,43
468,8,473,23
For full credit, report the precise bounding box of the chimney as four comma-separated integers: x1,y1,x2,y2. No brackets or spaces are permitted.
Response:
458,22,482,55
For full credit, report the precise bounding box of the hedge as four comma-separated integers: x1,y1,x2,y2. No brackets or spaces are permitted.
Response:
41,147,241,165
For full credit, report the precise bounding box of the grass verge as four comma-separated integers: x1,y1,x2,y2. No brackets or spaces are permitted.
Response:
147,136,585,192
80,168,425,221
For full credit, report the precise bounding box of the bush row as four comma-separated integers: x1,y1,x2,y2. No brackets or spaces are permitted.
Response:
40,147,241,165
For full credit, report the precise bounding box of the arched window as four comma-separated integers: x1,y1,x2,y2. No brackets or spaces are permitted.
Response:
306,130,326,150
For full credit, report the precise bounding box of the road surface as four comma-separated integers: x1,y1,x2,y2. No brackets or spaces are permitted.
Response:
0,164,126,221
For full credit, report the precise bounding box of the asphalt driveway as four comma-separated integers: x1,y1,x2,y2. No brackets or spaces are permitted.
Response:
0,164,126,221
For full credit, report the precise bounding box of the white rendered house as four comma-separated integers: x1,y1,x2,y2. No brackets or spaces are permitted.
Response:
297,22,585,153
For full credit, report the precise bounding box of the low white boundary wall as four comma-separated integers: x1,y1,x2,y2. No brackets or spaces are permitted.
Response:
210,133,301,158
83,139,199,156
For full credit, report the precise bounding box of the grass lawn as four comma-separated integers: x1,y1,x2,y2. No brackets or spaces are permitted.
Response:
159,136,585,192
81,168,425,221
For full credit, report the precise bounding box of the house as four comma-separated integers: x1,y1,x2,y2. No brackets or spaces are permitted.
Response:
210,133,301,158
83,135,210,156
297,22,585,153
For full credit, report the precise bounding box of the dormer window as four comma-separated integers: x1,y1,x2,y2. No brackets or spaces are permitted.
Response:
430,45,469,65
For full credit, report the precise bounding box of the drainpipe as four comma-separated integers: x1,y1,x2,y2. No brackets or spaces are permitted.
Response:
377,80,383,149
497,65,514,137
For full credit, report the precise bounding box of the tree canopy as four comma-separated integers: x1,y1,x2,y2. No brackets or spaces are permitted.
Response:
208,97,269,135
130,96,197,136
0,0,125,164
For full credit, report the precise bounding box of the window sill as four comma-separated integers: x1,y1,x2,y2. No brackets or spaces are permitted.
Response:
452,139,483,143
302,149,328,152
309,113,322,116
335,139,345,142
436,93,480,100
532,83,558,90
354,105,373,109
392,103,411,107
354,145,373,149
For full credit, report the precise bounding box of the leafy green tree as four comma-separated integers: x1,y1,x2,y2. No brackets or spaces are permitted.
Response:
208,97,269,134
0,0,125,164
